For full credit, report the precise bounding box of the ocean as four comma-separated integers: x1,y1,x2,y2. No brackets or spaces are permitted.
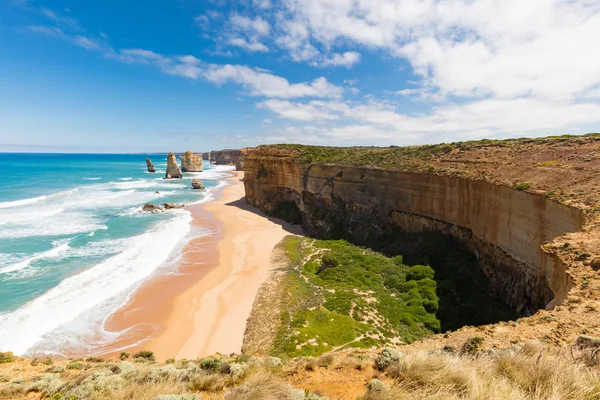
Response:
0,153,233,357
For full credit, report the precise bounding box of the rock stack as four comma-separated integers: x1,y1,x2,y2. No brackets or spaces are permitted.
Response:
165,152,182,179
192,179,205,190
146,158,156,173
181,151,204,172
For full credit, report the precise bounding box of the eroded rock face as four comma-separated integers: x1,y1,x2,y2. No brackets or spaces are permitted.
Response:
165,152,182,179
146,158,156,173
181,151,204,172
243,147,586,317
191,179,205,190
202,152,211,161
210,148,253,170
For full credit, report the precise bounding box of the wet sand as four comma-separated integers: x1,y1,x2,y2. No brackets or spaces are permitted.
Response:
102,171,299,360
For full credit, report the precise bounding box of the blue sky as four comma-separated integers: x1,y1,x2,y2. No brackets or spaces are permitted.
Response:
1,0,600,153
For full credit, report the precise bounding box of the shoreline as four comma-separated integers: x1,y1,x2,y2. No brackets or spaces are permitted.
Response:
101,171,300,360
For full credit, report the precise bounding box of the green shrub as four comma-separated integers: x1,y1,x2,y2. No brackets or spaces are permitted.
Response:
516,182,532,191
85,356,104,363
374,347,403,371
66,361,83,370
367,378,389,392
200,357,221,372
119,352,130,360
42,357,54,366
133,350,155,362
272,201,302,224
461,336,484,355
0,352,15,364
406,265,435,281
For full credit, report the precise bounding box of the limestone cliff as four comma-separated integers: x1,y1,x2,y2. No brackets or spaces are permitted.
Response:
244,136,600,320
165,152,182,179
210,148,253,170
181,151,204,172
202,152,211,161
145,158,156,173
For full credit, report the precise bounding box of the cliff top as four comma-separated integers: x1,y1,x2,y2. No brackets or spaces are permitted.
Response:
250,134,600,214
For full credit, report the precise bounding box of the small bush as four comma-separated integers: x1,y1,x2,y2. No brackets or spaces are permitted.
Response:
42,357,54,366
406,265,435,281
31,358,40,366
367,378,389,392
516,182,532,191
0,352,15,364
133,351,155,362
166,358,176,364
66,361,84,370
460,336,484,355
374,347,403,371
200,357,221,372
119,352,130,360
85,356,104,363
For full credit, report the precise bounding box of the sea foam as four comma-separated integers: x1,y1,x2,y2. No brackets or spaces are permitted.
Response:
0,210,192,355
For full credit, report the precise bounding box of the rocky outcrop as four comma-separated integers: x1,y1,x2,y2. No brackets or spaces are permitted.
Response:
146,158,156,173
165,152,182,179
140,203,184,213
202,152,211,161
244,145,588,317
210,148,253,170
181,151,204,172
191,179,205,190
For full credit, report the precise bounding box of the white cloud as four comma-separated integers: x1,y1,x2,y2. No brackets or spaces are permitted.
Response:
204,65,342,98
272,0,600,101
229,14,270,37
317,51,361,68
258,97,600,139
228,37,269,52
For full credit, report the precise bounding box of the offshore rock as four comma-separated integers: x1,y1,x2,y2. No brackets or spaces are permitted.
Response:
165,152,182,179
202,152,211,161
181,151,204,172
141,203,162,213
163,203,184,209
191,179,205,190
146,158,156,173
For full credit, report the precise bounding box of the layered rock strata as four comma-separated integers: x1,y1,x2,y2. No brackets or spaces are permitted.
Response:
181,151,204,172
165,152,182,179
210,148,253,170
244,142,592,317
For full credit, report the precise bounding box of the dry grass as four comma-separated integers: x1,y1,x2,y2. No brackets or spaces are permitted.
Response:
2,341,600,400
361,345,600,400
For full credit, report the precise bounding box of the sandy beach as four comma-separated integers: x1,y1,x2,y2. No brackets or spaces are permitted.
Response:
103,171,298,360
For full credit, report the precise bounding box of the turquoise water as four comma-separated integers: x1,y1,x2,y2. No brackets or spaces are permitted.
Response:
0,153,233,356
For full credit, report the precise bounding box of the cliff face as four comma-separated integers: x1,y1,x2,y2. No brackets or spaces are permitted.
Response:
210,148,252,170
181,151,204,172
244,146,588,317
165,152,182,179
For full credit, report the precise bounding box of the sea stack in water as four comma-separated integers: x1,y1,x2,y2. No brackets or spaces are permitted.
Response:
181,151,204,172
146,158,156,173
165,152,182,179
192,179,205,190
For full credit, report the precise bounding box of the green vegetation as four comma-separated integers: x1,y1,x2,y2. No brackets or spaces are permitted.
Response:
270,237,440,358
263,133,600,171
132,351,155,362
0,353,15,364
516,182,533,191
271,201,303,224
368,231,518,332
